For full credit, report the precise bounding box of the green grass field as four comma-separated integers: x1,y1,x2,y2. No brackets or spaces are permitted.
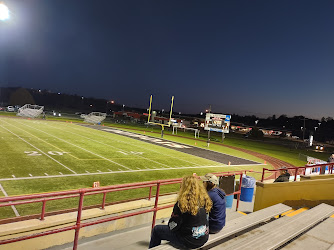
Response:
0,116,268,219
0,115,329,219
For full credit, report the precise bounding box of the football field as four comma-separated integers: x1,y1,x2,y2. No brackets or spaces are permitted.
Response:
0,118,225,180
0,117,265,218
0,117,263,181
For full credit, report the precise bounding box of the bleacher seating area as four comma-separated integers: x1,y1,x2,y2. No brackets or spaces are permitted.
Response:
82,112,107,124
16,104,44,118
152,203,334,250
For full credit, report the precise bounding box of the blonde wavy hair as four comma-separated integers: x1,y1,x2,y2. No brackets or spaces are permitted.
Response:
177,175,212,216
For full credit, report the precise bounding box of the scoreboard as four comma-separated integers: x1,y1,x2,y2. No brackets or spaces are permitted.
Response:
204,113,231,133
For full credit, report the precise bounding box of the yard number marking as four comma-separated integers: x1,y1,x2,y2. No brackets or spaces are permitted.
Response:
24,151,42,156
24,151,69,156
48,151,69,156
117,150,144,155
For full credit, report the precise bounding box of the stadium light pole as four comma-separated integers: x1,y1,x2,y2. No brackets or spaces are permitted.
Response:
0,2,10,106
205,106,212,147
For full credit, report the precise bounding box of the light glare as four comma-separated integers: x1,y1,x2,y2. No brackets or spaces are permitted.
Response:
0,3,10,21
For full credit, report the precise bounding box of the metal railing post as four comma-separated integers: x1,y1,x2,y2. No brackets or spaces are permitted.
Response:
151,182,161,231
261,168,266,182
294,167,298,181
40,200,46,220
236,173,242,211
73,190,85,250
148,186,152,200
101,192,107,210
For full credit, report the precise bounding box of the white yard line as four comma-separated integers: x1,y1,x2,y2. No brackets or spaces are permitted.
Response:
0,183,20,217
45,124,176,168
0,123,77,174
13,120,131,171
0,164,265,182
48,123,202,167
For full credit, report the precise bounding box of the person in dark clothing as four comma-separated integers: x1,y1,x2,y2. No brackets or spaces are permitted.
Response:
200,173,226,234
274,167,291,182
328,154,334,163
149,176,212,249
324,154,334,174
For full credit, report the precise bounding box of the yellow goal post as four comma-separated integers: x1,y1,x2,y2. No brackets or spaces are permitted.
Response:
147,95,175,132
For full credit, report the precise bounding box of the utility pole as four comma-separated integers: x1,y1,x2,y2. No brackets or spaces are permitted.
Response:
206,105,211,147
302,117,305,141
299,117,306,142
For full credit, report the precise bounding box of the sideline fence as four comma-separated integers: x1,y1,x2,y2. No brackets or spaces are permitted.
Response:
261,162,334,182
2,164,331,249
0,170,252,250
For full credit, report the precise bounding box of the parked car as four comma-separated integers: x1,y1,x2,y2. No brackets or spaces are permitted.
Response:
6,106,15,112
315,145,324,151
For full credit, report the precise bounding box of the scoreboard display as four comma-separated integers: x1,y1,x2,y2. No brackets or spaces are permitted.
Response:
204,113,231,133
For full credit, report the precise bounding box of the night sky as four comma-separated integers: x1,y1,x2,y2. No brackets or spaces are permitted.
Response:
1,0,333,119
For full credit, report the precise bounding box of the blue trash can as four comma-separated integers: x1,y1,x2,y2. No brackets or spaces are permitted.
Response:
240,175,256,202
225,195,233,208
240,187,254,202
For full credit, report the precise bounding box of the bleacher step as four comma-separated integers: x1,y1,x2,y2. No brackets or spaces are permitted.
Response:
54,224,152,250
212,203,334,250
281,217,334,250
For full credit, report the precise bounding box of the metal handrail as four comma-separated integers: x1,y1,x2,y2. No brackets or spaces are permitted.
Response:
261,162,334,182
0,170,252,249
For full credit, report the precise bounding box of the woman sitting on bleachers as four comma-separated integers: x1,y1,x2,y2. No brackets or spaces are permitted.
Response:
149,175,212,249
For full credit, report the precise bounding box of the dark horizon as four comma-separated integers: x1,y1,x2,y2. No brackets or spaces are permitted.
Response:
1,0,334,119
2,86,332,122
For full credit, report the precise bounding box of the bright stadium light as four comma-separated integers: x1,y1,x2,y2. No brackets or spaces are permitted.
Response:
0,3,10,21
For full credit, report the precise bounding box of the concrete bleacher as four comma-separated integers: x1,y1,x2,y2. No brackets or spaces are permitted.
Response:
54,201,334,250
16,104,44,118
48,197,255,250
3,172,333,249
82,112,107,124
209,203,334,250
282,216,334,250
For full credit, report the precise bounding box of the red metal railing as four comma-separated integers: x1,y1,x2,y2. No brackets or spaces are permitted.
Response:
261,163,334,182
0,170,251,250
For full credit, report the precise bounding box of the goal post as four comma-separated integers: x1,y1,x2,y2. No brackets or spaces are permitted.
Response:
147,95,174,127
146,95,175,138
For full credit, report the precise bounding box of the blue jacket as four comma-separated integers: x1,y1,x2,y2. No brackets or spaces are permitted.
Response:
208,188,226,232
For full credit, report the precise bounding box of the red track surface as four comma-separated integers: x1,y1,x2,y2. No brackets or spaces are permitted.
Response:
221,144,296,180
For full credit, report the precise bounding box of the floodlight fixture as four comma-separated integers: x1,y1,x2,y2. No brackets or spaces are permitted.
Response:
0,3,10,21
